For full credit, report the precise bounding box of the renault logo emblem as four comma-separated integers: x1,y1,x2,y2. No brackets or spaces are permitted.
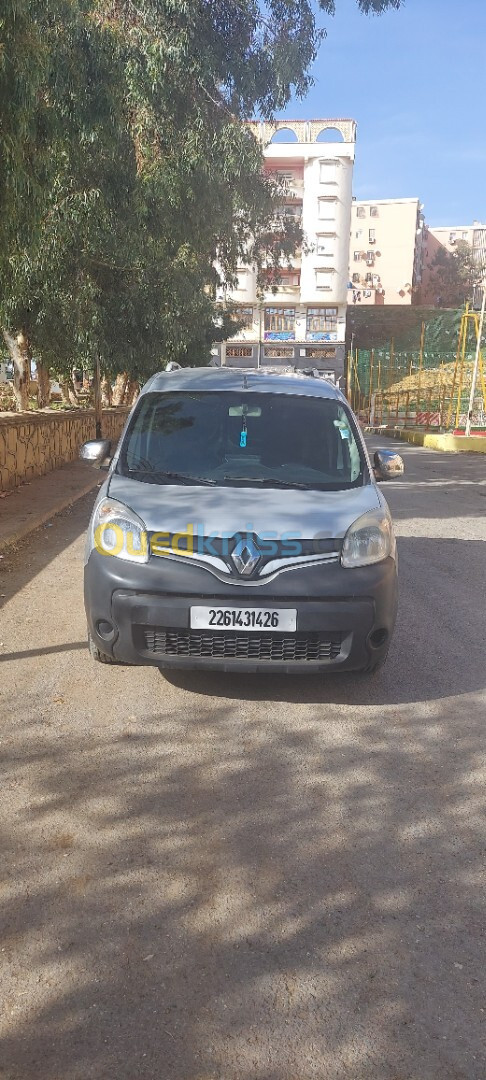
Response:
231,537,261,577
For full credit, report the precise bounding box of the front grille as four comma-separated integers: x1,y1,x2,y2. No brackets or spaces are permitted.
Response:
149,532,342,569
138,626,344,662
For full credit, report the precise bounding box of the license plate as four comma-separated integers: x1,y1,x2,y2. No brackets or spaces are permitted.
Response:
190,606,297,632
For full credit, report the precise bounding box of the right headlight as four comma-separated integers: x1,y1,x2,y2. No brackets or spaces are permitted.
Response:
341,509,395,568
85,497,148,564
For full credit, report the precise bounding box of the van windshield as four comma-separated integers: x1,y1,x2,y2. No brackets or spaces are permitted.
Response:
117,391,366,490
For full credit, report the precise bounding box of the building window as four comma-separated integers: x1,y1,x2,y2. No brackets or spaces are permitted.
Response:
264,346,294,358
319,159,338,183
232,306,253,329
305,347,336,359
279,271,300,287
276,170,295,184
352,273,360,283
307,307,338,333
365,272,373,285
370,206,379,218
369,229,376,243
315,269,334,290
264,270,300,288
264,307,295,340
355,230,362,239
316,235,335,256
356,206,366,219
353,250,361,262
449,231,457,243
226,346,253,358
318,197,337,219
277,204,302,222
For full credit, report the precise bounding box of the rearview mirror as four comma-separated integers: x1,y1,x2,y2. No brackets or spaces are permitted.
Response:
373,448,404,481
228,405,262,417
80,439,112,469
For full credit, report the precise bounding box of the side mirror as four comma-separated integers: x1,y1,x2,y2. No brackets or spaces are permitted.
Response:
373,448,404,482
80,439,112,470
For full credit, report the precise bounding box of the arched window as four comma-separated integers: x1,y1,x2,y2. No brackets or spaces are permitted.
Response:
315,127,345,143
270,127,299,144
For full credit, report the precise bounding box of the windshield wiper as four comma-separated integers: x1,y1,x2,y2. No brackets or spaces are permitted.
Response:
127,468,216,486
223,475,315,490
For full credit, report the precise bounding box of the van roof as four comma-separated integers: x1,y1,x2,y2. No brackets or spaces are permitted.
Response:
142,366,343,400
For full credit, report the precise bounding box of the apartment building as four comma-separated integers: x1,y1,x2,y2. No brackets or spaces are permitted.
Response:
348,197,425,307
420,221,486,305
213,119,357,384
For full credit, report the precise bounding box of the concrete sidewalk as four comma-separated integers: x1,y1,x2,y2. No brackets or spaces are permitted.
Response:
366,425,486,452
0,461,101,554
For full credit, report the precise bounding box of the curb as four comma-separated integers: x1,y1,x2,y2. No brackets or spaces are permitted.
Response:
366,426,486,454
0,472,100,555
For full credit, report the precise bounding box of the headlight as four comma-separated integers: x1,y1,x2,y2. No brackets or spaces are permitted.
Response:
86,498,148,563
341,509,394,568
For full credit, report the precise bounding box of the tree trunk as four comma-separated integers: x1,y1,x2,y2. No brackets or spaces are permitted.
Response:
101,375,113,407
3,330,31,411
112,371,129,406
71,369,80,402
59,378,79,406
36,360,51,408
125,379,140,406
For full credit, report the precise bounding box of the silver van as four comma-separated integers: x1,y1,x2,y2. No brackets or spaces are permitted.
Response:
80,367,404,674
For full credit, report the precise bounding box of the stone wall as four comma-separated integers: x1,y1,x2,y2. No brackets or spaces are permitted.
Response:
0,407,130,491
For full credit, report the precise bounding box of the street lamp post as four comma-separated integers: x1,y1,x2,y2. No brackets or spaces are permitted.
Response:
465,280,486,437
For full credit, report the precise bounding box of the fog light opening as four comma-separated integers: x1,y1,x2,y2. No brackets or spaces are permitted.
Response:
369,628,388,650
97,619,115,640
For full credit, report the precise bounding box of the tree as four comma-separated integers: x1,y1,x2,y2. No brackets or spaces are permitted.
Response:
1,0,405,408
422,240,480,308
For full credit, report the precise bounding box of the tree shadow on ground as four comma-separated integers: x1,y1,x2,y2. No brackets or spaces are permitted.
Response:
0,490,97,610
0,683,485,1078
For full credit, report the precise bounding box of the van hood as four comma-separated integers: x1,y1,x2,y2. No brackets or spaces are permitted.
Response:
107,474,381,540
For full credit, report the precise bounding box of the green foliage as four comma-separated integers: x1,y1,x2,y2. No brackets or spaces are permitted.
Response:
1,0,404,387
347,306,464,352
422,240,479,308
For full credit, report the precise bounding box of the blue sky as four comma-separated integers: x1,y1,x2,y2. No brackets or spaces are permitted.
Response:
276,0,486,226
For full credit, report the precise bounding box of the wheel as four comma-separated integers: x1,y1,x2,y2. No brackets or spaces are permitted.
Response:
361,649,389,674
88,631,116,664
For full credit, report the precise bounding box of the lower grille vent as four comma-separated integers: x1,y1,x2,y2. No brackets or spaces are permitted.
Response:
138,627,344,662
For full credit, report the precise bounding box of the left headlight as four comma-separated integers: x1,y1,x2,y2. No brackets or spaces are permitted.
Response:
86,497,148,564
341,508,395,569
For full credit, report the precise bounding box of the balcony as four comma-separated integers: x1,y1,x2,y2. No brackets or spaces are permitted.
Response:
269,283,300,297
268,200,303,227
281,177,304,197
262,277,301,302
266,171,305,198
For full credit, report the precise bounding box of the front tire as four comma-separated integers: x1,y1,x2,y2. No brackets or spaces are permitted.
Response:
362,649,389,674
88,631,116,664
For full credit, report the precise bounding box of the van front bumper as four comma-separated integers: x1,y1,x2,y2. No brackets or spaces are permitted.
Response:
84,550,398,674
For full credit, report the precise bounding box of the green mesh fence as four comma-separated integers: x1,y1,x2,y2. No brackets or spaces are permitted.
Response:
351,349,485,430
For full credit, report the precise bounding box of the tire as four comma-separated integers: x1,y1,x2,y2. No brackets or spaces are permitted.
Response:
362,649,389,674
88,631,116,664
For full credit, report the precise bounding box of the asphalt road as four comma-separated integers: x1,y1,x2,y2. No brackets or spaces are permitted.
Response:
0,438,485,1080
